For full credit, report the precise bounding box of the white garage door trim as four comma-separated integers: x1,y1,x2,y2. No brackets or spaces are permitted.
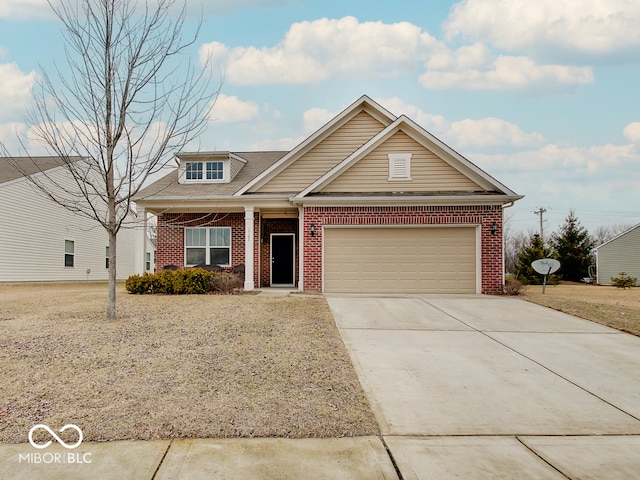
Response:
322,224,481,294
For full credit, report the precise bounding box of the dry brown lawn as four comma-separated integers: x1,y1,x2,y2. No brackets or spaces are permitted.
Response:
522,283,640,336
0,283,379,444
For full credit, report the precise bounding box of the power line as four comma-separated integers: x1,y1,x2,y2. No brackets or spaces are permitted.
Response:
533,207,547,242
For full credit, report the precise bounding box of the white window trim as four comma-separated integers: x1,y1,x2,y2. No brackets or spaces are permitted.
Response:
388,153,412,181
64,240,75,268
184,227,232,267
178,160,230,184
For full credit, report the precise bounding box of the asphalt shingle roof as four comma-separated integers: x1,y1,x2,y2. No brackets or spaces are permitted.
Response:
0,156,83,184
134,151,288,200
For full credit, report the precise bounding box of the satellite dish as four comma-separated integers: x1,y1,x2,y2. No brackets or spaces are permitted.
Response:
531,258,561,275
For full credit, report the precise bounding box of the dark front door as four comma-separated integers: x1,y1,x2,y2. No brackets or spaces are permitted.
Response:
271,233,295,286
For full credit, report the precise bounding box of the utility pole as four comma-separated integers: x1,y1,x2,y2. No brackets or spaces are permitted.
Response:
533,207,547,243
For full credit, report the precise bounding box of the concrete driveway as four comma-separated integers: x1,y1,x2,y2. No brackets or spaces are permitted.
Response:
327,294,640,479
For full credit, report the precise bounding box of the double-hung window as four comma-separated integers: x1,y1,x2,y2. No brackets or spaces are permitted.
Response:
185,227,231,266
185,162,203,180
206,161,224,180
64,240,75,267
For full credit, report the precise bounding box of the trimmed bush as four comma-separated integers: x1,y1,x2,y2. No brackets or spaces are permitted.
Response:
125,273,155,294
125,268,242,295
611,272,638,289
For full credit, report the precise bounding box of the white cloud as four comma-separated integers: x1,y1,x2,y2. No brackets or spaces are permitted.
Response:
0,63,37,120
472,143,640,174
200,16,440,85
208,94,260,124
249,136,301,151
0,0,287,20
302,108,335,134
420,55,594,94
623,122,640,143
376,97,448,133
0,0,52,19
377,97,544,149
447,118,545,149
444,0,640,62
0,122,28,154
191,0,288,16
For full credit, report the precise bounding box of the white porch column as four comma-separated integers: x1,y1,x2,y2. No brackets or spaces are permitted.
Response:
244,206,255,291
141,208,148,274
298,205,304,291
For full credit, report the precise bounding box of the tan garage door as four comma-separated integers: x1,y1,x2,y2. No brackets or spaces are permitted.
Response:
324,226,477,293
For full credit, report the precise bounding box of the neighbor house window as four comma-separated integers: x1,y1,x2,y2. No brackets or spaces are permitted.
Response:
185,227,231,266
105,246,109,269
185,162,203,180
145,252,151,271
206,161,224,180
388,153,412,180
65,240,75,267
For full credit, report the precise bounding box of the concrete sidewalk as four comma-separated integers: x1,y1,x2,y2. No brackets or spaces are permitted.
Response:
328,294,640,479
1,436,398,480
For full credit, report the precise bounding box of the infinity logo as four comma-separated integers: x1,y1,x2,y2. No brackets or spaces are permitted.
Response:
28,424,83,450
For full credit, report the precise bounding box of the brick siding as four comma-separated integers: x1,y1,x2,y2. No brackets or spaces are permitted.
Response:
157,205,504,294
156,212,259,285
302,205,504,294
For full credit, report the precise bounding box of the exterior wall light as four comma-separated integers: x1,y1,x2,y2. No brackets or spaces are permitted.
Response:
490,221,498,235
310,223,316,236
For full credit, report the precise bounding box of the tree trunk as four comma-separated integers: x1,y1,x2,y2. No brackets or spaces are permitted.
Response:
107,229,117,320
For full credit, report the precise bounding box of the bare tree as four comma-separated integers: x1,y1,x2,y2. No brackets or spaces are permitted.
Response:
4,0,217,319
502,212,534,275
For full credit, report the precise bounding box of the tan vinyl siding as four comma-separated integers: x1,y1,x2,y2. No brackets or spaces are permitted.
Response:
321,131,482,193
597,226,640,285
257,111,385,193
324,226,477,293
229,157,244,180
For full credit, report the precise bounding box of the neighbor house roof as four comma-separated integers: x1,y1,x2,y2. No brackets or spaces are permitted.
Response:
594,223,640,251
0,156,84,185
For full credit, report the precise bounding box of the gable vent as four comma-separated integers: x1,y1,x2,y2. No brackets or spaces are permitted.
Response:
388,153,412,180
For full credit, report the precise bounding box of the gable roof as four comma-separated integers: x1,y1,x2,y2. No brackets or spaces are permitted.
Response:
594,223,640,251
0,156,84,185
235,95,396,196
295,115,518,199
134,94,523,209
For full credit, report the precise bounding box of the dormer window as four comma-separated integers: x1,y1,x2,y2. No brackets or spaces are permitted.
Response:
185,162,203,180
180,159,230,183
206,161,223,180
177,152,247,184
388,153,412,181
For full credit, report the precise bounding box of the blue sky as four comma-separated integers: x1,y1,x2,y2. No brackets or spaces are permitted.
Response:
1,0,639,235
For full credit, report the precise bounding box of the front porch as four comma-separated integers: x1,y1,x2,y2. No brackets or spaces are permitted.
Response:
151,206,303,291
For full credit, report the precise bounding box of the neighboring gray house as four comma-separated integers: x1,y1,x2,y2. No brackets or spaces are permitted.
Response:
595,223,640,286
0,156,152,282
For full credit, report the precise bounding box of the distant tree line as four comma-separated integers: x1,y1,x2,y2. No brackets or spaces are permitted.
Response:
505,210,631,285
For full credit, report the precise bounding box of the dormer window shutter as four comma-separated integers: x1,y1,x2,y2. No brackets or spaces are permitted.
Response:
388,153,412,180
